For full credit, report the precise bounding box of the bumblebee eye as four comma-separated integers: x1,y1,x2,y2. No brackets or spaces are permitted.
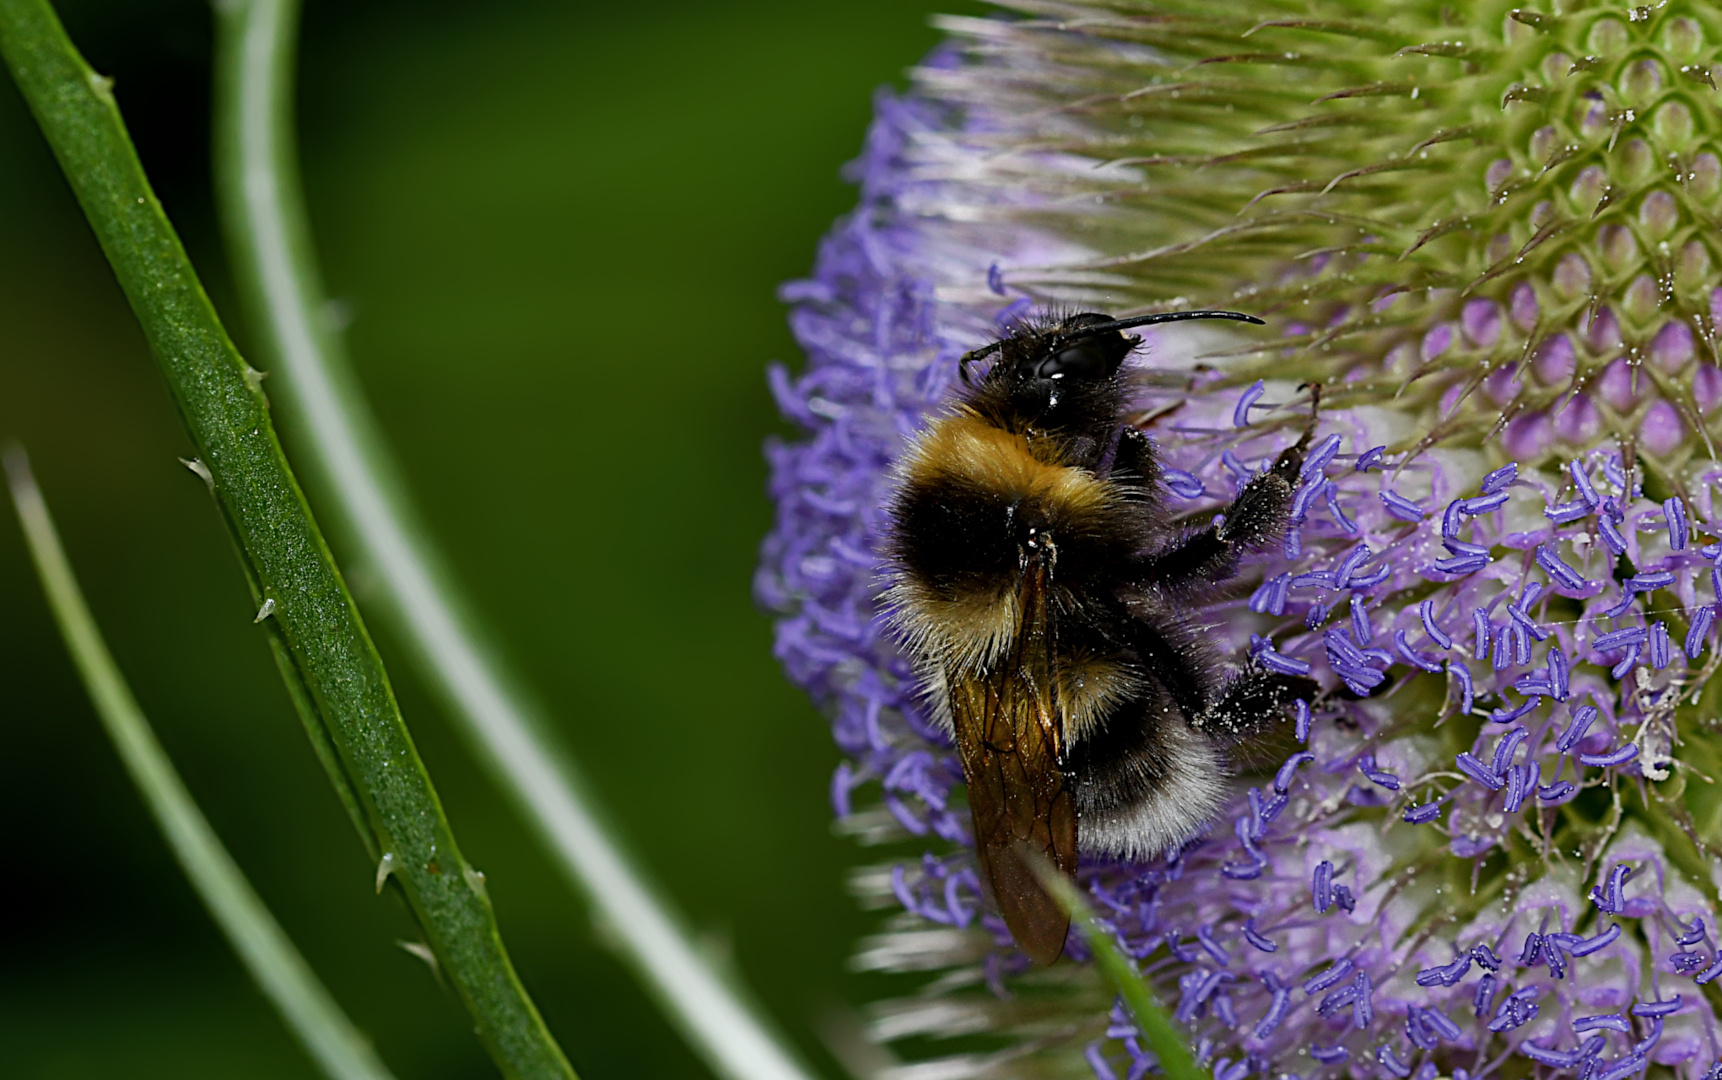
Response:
1034,343,1109,380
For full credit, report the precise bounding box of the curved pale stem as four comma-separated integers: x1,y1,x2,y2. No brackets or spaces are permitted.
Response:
211,4,817,1079
6,449,397,1080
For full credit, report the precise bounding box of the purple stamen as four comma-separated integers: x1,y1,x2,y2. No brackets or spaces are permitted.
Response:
1310,1045,1349,1065
1473,973,1497,1017
1591,864,1635,914
1442,499,1464,540
1490,695,1536,724
1242,919,1277,953
1599,514,1628,555
1456,752,1504,790
1677,917,1707,947
1326,483,1358,534
1418,599,1451,649
1163,468,1205,499
1697,955,1722,984
1534,544,1588,590
1632,996,1683,1018
1416,954,1472,987
1539,779,1577,802
1492,725,1530,775
1316,981,1357,1017
1258,645,1312,677
1378,1046,1411,1078
1301,434,1342,480
1254,973,1292,1038
1461,491,1509,515
1492,623,1512,672
1507,604,1550,641
1521,1042,1579,1068
1420,1007,1461,1041
1404,800,1444,824
1274,752,1313,793
1290,477,1326,523
1334,544,1372,589
1503,763,1531,812
1572,460,1601,506
1312,860,1334,913
1435,552,1490,575
1558,705,1598,751
1196,923,1232,966
1603,455,1628,488
1472,609,1491,660
1381,489,1424,521
1355,445,1386,471
1221,448,1252,482
1350,978,1377,1033
1473,943,1503,970
1702,608,1722,659
1666,496,1689,551
1451,659,1475,713
1395,630,1444,673
1233,380,1265,428
1610,641,1642,677
1596,1054,1648,1080
1580,743,1639,768
1518,578,1543,611
1546,500,1592,524
1548,646,1569,699
1576,1014,1631,1033
1483,463,1519,494
1358,754,1401,790
1304,958,1353,993
1649,621,1671,669
1513,621,1532,665
1594,626,1647,651
1350,596,1372,644
1348,562,1392,588
1520,932,1544,965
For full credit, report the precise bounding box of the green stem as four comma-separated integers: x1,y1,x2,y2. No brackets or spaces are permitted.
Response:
4,448,397,1080
209,3,818,1079
0,4,575,1076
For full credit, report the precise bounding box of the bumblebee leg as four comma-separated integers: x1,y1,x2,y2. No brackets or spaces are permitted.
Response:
1130,386,1321,589
1194,663,1319,742
1107,426,1163,497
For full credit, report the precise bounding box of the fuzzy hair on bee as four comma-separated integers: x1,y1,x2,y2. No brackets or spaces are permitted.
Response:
882,307,1320,964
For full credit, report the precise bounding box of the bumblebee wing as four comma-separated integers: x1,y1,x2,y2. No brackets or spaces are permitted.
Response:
947,560,1077,965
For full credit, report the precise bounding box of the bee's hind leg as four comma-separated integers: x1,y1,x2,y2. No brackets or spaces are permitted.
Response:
1192,663,1318,744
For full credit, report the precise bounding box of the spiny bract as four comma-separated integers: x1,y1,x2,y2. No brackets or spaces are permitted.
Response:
759,2,1722,1078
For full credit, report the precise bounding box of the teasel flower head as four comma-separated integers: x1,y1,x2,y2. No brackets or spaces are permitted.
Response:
758,3,1722,1077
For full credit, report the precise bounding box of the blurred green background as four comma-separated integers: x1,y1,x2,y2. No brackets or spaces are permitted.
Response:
0,1,970,1076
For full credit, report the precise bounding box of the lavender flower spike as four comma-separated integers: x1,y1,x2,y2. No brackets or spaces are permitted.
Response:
761,5,1722,1078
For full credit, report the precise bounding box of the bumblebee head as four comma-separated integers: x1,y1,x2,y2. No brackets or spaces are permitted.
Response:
959,309,1264,431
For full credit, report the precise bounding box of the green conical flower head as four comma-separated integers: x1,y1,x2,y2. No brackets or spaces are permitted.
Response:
944,0,1722,472
761,2,1722,1078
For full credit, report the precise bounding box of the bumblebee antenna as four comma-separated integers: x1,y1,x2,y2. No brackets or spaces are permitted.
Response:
1064,309,1265,340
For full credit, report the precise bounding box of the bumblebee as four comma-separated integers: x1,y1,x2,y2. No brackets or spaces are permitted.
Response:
883,309,1318,963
